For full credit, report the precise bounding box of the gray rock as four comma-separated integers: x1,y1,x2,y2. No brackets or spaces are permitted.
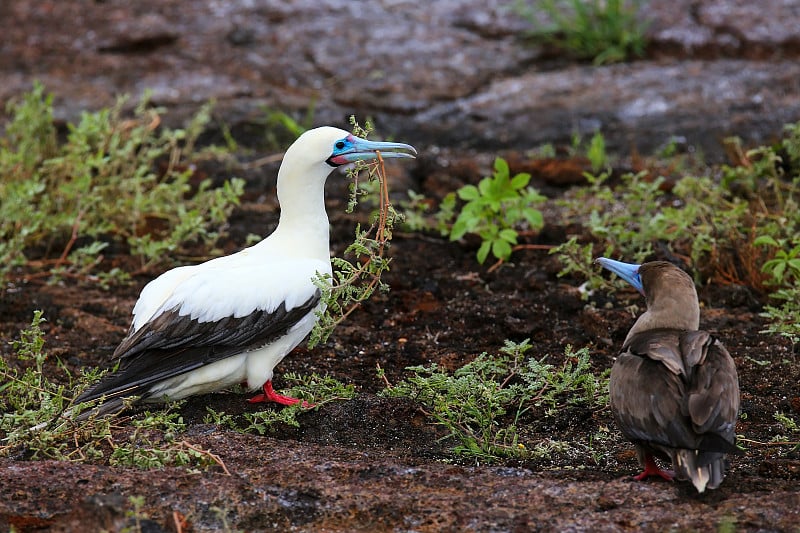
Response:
1,0,798,160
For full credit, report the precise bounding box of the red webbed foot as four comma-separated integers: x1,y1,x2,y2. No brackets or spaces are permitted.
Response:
633,454,674,482
247,380,313,408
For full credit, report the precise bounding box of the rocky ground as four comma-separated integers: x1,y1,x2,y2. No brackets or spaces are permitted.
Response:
2,1,800,531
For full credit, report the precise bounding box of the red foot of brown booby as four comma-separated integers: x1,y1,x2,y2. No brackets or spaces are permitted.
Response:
633,454,674,482
247,380,312,408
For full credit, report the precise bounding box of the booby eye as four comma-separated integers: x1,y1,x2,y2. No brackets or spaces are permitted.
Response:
335,140,346,150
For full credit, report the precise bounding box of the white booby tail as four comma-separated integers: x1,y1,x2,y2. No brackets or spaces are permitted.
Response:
73,127,416,417
596,258,740,493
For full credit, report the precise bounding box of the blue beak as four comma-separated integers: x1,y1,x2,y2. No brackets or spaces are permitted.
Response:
327,134,417,166
596,257,644,295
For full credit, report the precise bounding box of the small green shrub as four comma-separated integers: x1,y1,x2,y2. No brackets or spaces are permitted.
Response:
448,157,546,264
123,495,150,532
755,235,800,343
549,236,615,298
398,189,434,232
204,372,355,435
109,407,201,469
259,103,315,150
240,374,356,435
756,235,800,284
586,130,608,173
0,311,115,461
383,340,608,460
397,188,458,237
0,83,244,284
1,311,196,468
552,170,673,294
554,167,759,289
772,412,800,451
515,0,649,65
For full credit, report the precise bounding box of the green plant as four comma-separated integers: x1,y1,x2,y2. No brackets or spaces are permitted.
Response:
772,412,800,451
242,373,354,434
204,372,355,434
716,515,738,533
759,289,800,343
123,495,148,533
448,157,545,264
756,235,800,285
109,407,188,468
554,167,759,287
398,189,435,232
383,340,608,460
774,411,799,434
756,234,800,342
586,130,608,173
515,0,649,65
1,312,227,471
551,121,800,348
2,313,338,470
0,83,244,284
549,237,615,298
260,103,315,150
552,170,665,287
756,235,800,343
0,311,114,460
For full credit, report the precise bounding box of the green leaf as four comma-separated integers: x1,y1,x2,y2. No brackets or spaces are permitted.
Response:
450,218,470,241
477,240,492,264
493,157,509,179
773,262,786,281
524,209,544,228
510,172,531,190
754,235,780,247
498,228,518,244
478,176,493,197
458,185,480,201
492,239,512,261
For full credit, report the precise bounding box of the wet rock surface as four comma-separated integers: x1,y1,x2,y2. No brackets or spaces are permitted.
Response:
3,445,799,532
2,0,799,158
2,1,800,531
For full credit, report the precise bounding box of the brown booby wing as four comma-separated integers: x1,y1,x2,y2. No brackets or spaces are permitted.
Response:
611,328,739,455
681,330,740,440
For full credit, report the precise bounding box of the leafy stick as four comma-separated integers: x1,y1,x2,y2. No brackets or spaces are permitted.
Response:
309,145,398,348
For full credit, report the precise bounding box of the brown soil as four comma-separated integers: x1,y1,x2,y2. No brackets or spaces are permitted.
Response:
1,154,800,532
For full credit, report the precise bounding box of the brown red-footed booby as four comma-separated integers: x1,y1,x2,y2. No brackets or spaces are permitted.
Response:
596,258,740,493
73,127,416,417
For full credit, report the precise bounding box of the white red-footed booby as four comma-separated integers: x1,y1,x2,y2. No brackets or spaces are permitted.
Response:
596,258,740,493
74,127,416,416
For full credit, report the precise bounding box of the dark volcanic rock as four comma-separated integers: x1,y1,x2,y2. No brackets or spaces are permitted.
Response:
1,0,799,159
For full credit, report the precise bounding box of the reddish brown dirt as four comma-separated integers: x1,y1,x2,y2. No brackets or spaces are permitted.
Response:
1,154,800,532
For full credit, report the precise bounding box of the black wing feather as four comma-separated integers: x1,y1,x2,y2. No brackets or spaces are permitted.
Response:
75,291,320,404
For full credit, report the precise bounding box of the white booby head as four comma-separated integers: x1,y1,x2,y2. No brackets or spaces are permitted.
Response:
73,127,416,416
